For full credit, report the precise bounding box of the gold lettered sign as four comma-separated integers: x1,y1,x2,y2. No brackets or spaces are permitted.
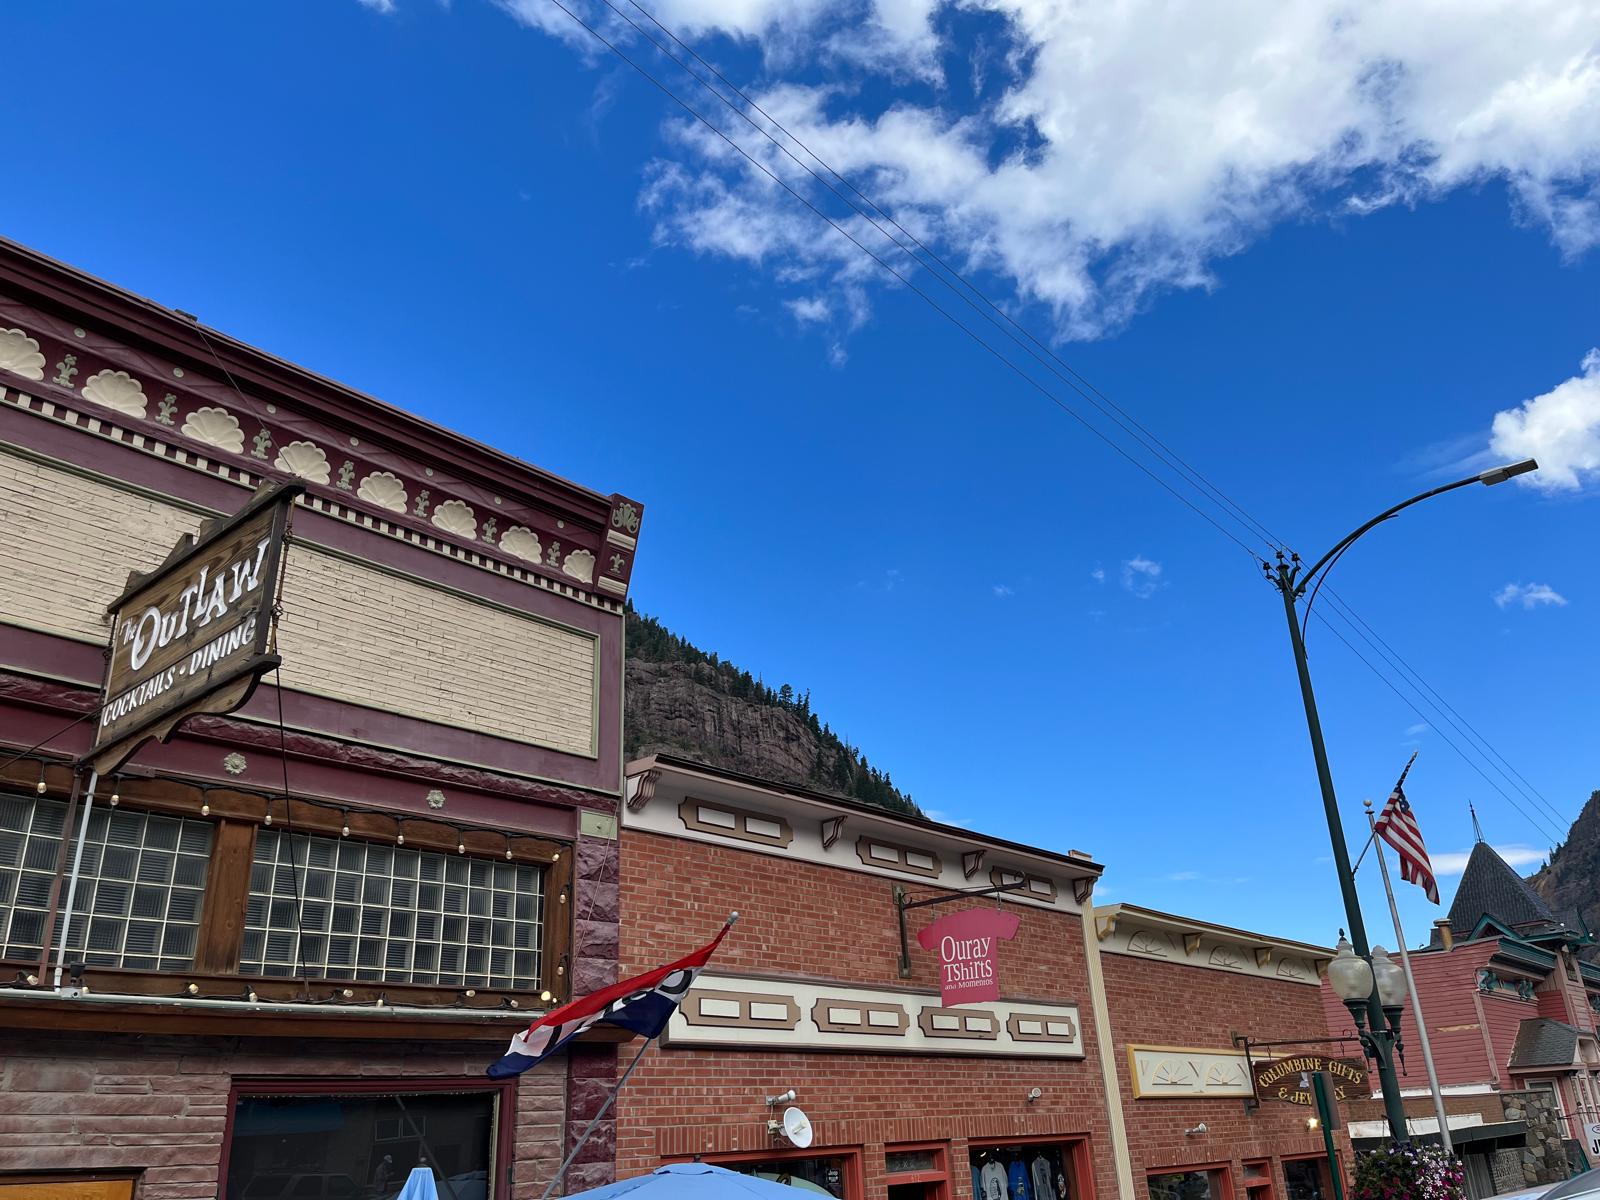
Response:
88,480,304,775
1253,1054,1367,1105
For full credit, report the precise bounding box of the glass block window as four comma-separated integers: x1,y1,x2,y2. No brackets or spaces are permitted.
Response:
240,829,545,990
0,792,213,969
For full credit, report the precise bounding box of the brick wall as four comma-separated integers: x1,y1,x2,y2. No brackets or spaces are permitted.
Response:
0,449,597,754
0,1035,565,1200
1100,951,1350,1191
620,830,1083,1000
617,829,1117,1200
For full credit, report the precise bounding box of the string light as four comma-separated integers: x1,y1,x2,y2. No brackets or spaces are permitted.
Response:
34,764,47,795
109,775,121,806
341,810,350,838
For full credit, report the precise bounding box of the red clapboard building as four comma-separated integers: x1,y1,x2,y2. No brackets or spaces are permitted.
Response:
1319,840,1598,1194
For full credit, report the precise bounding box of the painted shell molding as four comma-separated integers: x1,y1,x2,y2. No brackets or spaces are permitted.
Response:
357,470,407,513
274,440,331,484
0,328,46,381
562,548,596,584
432,498,477,539
501,526,542,563
180,405,246,454
82,369,148,418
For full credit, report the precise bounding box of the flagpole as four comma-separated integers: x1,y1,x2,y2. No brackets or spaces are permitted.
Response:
537,912,740,1200
1366,799,1452,1154
542,1034,655,1200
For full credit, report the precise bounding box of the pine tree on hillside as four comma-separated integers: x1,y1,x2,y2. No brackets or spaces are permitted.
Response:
624,603,918,815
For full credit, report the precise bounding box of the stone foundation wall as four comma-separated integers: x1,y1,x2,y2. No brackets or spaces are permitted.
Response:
1501,1088,1569,1188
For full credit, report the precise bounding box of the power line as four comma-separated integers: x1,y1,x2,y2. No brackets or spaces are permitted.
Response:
613,0,1282,553
539,0,1270,561
545,0,1566,842
1311,605,1568,846
1320,590,1573,830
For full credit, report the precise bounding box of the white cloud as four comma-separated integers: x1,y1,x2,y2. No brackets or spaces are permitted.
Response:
992,583,1014,598
500,0,1600,341
1090,566,1106,583
787,295,831,323
1432,844,1547,875
1121,555,1164,599
1494,581,1569,609
1167,870,1201,881
357,0,396,10
1489,350,1600,491
1405,722,1430,736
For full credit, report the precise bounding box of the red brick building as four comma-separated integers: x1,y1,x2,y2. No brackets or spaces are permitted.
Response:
1095,905,1349,1200
616,755,1128,1200
615,757,1360,1200
0,239,643,1200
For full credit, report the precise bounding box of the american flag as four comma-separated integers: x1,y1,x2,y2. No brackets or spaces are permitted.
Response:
1374,752,1438,904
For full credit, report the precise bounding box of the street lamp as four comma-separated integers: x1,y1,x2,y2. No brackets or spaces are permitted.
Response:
1268,457,1538,1144
1330,938,1410,1084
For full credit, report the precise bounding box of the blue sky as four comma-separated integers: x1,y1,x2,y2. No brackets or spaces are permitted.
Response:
5,1,1597,947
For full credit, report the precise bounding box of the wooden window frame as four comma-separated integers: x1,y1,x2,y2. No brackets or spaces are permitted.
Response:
1146,1161,1234,1200
885,1141,951,1200
218,1076,517,1200
967,1133,1096,1200
1241,1158,1274,1200
1,764,574,1006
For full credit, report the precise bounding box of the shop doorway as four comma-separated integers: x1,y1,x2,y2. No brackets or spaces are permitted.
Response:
886,1144,949,1200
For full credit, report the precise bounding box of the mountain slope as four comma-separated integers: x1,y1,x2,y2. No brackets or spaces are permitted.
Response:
624,606,919,816
1528,789,1600,942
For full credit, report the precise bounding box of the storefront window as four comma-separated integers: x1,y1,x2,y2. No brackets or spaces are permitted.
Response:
0,794,212,968
225,1089,497,1200
1282,1159,1331,1200
241,830,544,990
970,1143,1073,1200
1147,1169,1228,1200
723,1157,850,1198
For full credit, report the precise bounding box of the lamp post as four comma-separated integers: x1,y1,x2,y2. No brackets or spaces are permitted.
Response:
1330,939,1412,1110
1267,457,1538,1144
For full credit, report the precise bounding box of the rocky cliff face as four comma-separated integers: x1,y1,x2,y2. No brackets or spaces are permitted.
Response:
622,607,918,815
625,658,838,783
1529,789,1600,942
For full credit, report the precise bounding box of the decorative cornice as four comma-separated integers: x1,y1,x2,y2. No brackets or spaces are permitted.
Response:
3,387,625,613
0,269,643,601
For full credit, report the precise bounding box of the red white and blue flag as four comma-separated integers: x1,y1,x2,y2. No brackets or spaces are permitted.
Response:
1374,753,1439,905
487,917,735,1079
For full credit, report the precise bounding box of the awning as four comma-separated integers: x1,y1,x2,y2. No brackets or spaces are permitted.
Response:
1353,1122,1530,1153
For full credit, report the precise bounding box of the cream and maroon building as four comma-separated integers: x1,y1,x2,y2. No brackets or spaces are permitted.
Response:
0,239,643,1200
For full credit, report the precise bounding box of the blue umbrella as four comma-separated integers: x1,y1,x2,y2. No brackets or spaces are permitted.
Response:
566,1163,821,1200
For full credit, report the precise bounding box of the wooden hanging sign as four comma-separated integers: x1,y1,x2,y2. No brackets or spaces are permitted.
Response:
87,480,303,775
1253,1053,1367,1106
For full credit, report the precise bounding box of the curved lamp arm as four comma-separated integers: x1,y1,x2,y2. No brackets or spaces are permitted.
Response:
1294,458,1538,629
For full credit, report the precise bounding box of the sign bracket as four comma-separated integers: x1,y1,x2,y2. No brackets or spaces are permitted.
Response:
894,879,1029,977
